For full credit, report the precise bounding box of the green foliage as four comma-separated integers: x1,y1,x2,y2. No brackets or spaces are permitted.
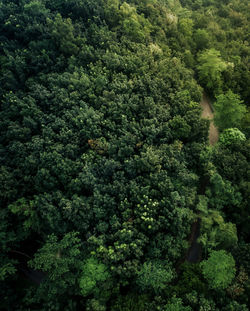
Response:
0,0,249,309
172,263,206,296
184,291,218,311
199,212,238,252
219,128,246,146
79,257,111,297
233,242,250,275
222,301,249,311
200,250,236,290
169,115,191,139
164,297,192,311
209,139,250,238
0,262,16,281
30,232,81,273
8,198,38,231
110,293,148,311
197,195,238,253
178,18,193,37
136,261,174,293
193,29,210,50
206,173,242,210
47,13,81,55
214,91,247,131
197,49,228,94
119,2,151,42
27,232,82,307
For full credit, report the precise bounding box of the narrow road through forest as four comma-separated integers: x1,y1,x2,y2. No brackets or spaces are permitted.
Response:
186,93,219,263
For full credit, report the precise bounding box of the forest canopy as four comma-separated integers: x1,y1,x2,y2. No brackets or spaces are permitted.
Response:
0,0,249,310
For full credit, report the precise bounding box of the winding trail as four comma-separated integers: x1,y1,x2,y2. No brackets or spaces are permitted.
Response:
186,93,219,263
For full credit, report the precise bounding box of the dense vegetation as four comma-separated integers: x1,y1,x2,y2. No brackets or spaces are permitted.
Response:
0,0,249,310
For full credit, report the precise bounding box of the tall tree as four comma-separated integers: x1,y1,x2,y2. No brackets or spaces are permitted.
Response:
197,48,228,94
214,91,246,131
200,250,236,290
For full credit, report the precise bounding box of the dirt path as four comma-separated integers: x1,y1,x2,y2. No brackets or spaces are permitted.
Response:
200,94,219,145
186,93,219,263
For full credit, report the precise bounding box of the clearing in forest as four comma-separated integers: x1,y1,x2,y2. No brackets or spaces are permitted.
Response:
201,94,219,145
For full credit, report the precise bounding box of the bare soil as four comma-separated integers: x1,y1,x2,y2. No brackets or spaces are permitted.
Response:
201,94,219,145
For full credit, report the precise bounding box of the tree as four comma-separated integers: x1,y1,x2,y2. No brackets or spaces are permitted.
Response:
8,197,38,232
47,14,80,55
178,18,193,37
79,257,111,298
194,29,210,50
200,250,236,290
27,232,82,307
136,261,174,294
222,301,248,311
1,0,249,308
197,196,238,252
173,263,206,296
164,297,192,311
213,91,246,131
227,266,248,299
169,115,191,140
219,128,246,146
205,173,242,210
233,242,250,275
110,293,148,311
197,49,228,94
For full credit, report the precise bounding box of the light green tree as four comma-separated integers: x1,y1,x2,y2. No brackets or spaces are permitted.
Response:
214,91,246,131
197,48,228,94
79,257,111,297
178,18,194,37
200,250,236,290
136,261,174,293
219,128,246,146
119,2,151,42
